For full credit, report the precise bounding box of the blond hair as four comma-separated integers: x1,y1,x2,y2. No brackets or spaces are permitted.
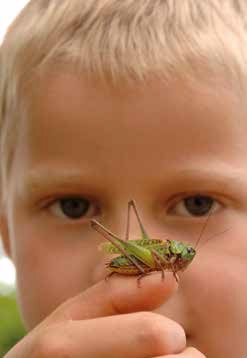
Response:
0,0,247,205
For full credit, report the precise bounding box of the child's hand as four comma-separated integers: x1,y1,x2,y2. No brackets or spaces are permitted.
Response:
154,347,206,357
4,273,205,358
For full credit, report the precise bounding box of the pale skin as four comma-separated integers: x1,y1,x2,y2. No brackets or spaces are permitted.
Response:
1,71,247,357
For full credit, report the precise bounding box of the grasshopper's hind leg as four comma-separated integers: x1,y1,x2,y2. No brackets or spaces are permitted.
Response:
137,249,166,287
91,219,145,274
125,200,131,241
125,200,149,241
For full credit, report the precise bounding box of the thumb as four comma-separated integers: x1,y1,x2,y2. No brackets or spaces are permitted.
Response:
47,272,178,323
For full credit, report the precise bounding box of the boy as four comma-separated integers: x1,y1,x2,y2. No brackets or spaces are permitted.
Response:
0,0,247,356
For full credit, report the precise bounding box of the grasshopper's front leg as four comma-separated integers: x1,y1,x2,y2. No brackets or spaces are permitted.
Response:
150,249,165,280
152,248,179,283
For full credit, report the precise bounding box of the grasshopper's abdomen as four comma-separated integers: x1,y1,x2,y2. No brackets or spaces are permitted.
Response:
107,255,153,275
107,264,153,275
106,248,193,275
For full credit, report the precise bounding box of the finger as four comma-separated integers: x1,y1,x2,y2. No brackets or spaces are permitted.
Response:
34,312,186,358
46,271,178,323
153,346,207,357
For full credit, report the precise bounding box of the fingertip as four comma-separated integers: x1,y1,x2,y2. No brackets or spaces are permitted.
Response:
109,271,178,313
57,271,178,322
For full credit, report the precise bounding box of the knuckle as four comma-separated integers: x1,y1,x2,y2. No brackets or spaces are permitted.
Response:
34,325,72,358
186,347,207,357
137,311,163,342
136,311,178,354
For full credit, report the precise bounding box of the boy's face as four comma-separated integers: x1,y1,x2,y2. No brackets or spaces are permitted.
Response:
1,72,247,357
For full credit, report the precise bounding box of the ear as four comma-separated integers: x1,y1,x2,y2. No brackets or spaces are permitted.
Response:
0,213,11,258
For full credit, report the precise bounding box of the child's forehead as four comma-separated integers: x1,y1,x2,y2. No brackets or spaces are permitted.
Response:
29,70,242,121
17,73,246,165
26,71,244,144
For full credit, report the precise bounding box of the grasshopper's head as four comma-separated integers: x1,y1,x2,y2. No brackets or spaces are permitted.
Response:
180,245,196,262
169,240,196,262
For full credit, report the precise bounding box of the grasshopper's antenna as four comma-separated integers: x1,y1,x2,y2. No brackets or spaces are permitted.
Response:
194,208,213,250
197,228,230,249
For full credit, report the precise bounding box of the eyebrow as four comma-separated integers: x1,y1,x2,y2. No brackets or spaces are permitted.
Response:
166,167,247,192
21,168,98,196
21,164,247,197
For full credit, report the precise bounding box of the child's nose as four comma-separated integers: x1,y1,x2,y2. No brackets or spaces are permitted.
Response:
108,200,152,240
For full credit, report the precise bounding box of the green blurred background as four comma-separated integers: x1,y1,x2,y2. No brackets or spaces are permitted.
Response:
0,284,26,357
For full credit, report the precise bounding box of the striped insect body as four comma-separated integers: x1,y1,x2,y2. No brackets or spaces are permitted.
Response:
91,200,196,283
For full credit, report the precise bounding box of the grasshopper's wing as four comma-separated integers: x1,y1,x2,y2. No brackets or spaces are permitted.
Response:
100,236,156,268
121,241,155,268
99,242,120,254
100,239,167,254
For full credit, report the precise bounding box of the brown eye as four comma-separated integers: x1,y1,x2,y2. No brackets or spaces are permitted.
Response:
60,198,90,219
184,196,214,216
169,195,221,217
49,197,94,220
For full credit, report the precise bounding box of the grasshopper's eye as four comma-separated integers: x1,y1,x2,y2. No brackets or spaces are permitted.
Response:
49,197,95,220
169,195,221,217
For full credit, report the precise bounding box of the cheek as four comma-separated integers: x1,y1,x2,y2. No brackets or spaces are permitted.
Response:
184,251,247,355
10,220,105,329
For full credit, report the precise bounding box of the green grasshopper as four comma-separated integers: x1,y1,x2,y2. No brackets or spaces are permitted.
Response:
90,199,197,284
